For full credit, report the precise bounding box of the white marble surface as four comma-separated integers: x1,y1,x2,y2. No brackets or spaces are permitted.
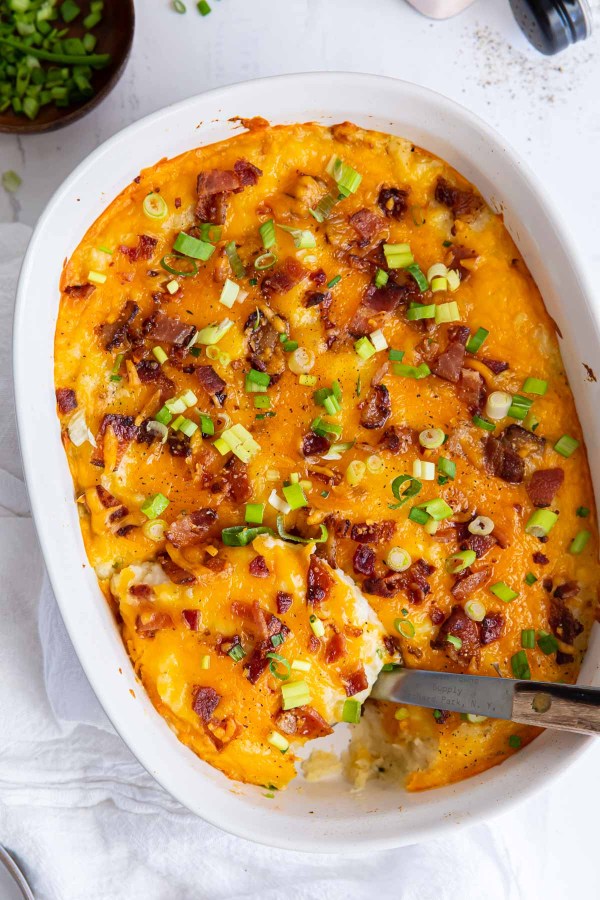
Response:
1,1,600,896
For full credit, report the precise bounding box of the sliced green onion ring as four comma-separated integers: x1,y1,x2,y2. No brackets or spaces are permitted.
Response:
160,254,198,278
254,252,278,270
143,192,168,219
389,475,422,509
276,516,328,544
266,652,291,681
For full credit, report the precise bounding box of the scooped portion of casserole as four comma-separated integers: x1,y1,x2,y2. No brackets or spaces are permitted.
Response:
54,119,599,792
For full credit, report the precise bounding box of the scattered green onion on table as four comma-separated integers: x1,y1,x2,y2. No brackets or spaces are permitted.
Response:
0,0,111,121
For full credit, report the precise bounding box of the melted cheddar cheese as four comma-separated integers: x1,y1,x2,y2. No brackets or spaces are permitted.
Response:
54,120,599,792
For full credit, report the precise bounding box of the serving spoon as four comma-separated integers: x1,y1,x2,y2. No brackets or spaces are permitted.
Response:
371,669,600,734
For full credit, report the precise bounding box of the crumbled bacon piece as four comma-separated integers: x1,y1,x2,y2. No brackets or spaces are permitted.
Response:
64,282,95,300
196,364,227,400
479,357,509,375
527,468,564,508
430,326,469,384
349,208,385,243
533,551,549,565
293,706,333,739
378,425,415,454
192,685,221,722
120,234,158,262
353,545,375,577
479,611,504,645
343,667,368,696
350,520,396,543
359,383,391,430
129,583,154,600
306,555,333,604
261,256,307,297
301,432,331,458
157,551,197,585
143,311,196,347
182,609,200,631
276,591,293,614
435,177,482,219
364,558,434,602
56,388,77,413
233,158,262,186
429,604,446,626
95,485,120,508
484,435,525,485
377,186,409,220
166,509,217,548
325,632,347,664
451,566,491,600
549,596,583,645
457,368,485,413
249,555,269,578
167,433,191,458
135,610,173,638
309,268,327,285
432,604,480,663
98,300,140,351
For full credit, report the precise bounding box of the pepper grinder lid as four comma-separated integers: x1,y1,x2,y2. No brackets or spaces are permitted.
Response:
508,0,592,55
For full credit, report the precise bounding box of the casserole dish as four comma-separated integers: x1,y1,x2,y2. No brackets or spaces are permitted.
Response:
14,73,600,851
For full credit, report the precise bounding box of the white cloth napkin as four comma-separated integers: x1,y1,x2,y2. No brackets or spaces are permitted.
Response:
0,222,598,900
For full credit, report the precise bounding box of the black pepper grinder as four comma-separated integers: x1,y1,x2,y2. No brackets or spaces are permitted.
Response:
508,0,592,54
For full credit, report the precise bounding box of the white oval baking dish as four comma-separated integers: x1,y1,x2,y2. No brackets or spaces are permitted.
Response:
13,73,600,852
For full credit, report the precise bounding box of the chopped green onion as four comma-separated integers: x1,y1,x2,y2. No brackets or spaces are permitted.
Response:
469,516,494,536
465,327,489,355
267,731,289,753
61,1,81,23
342,699,362,724
152,346,168,365
524,572,538,586
195,319,233,345
179,418,198,438
173,0,187,10
2,170,22,194
437,457,456,480
143,192,168,220
383,243,414,269
254,395,271,409
523,411,540,433
166,279,179,295
394,708,409,721
408,507,430,526
327,275,341,288
266,652,291,681
291,659,311,672
228,643,246,662
254,252,278,270
472,414,495,432
374,268,389,288
407,302,436,321
392,362,430,379
219,278,240,308
282,482,308,510
419,427,445,449
485,391,512,420
507,394,533,420
388,348,405,362
160,254,198,278
199,414,214,435
173,232,215,261
554,434,579,458
277,224,316,249
576,506,590,518
386,547,412,572
299,374,318,386
445,550,476,574
525,509,558,538
405,264,429,292
199,223,222,242
389,474,422,509
569,530,591,555
245,503,264,524
508,734,522,749
511,650,531,680
415,497,453,521
345,460,366,486
310,191,339,223
537,631,559,655
281,680,311,710
88,270,106,285
197,0,211,14
464,599,486,622
225,241,245,277
434,301,460,324
522,377,548,396
259,219,276,249
394,618,415,639
354,336,377,360
309,615,325,638
200,653,210,669
221,525,274,547
311,417,342,438
277,517,328,544
490,581,519,603
326,156,362,196
155,406,173,426
141,493,169,520
521,629,535,649
446,634,462,650
412,459,436,481
246,368,270,388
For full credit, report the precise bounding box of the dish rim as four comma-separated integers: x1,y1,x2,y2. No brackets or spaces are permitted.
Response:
13,71,599,852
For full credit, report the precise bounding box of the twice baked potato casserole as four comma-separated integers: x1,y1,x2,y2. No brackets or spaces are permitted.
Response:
54,120,599,792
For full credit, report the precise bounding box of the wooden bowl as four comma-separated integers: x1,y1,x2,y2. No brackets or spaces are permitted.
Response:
0,0,135,134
